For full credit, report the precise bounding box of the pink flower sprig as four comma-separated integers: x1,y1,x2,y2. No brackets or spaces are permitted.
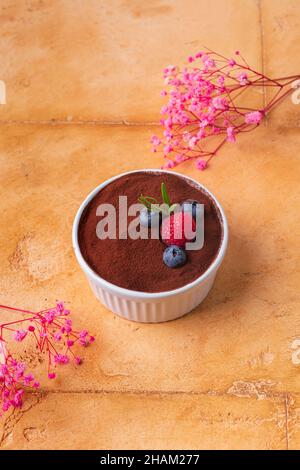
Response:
151,49,300,170
0,302,95,415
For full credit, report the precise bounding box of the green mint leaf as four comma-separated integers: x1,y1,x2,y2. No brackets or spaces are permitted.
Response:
161,182,171,207
138,195,159,211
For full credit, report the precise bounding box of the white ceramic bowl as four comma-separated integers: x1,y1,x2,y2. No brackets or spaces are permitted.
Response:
72,169,228,323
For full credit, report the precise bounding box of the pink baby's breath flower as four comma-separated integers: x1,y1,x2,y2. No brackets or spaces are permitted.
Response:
54,354,69,365
226,126,236,143
195,159,207,171
79,338,87,347
165,117,173,129
163,144,173,154
150,135,161,146
15,362,26,379
245,111,263,124
44,309,56,324
237,72,248,85
1,302,95,415
175,154,184,163
82,336,95,347
217,75,225,87
23,373,34,385
54,331,62,342
151,49,297,169
13,389,24,407
65,318,72,334
14,330,27,342
188,136,198,149
202,55,215,69
79,330,88,339
197,129,205,140
163,65,176,77
56,301,65,314
2,400,10,412
162,159,175,169
199,118,209,129
212,97,228,110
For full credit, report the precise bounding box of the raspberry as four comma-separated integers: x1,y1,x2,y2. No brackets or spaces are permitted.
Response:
161,212,196,247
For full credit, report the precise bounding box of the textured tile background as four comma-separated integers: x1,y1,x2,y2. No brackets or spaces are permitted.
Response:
0,0,299,450
0,0,262,122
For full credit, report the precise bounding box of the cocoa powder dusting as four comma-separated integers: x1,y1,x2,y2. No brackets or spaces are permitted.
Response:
78,172,222,292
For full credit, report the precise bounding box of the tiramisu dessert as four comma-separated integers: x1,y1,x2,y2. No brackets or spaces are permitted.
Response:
78,171,222,293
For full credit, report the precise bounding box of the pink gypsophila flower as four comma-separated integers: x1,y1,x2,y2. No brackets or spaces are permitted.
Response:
23,373,34,385
13,389,24,407
212,97,228,110
226,126,236,143
151,135,161,146
237,72,248,85
14,330,27,342
79,330,88,339
195,159,207,171
162,159,175,169
54,331,62,342
44,309,56,324
245,111,263,124
1,302,96,415
152,49,300,170
56,301,65,314
175,154,184,163
54,354,69,365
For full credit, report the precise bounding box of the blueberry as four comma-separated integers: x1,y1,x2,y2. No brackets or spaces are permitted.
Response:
181,199,204,220
163,245,187,268
140,208,161,228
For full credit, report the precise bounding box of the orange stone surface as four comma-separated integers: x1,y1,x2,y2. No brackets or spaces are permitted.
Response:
0,0,299,450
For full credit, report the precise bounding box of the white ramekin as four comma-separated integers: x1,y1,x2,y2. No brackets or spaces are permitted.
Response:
72,169,228,323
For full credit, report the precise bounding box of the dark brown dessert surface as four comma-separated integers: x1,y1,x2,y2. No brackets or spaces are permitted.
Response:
78,172,222,293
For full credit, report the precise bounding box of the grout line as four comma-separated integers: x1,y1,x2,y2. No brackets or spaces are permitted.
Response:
258,0,267,125
25,387,294,399
27,389,227,397
0,119,160,126
0,119,298,129
284,394,290,450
